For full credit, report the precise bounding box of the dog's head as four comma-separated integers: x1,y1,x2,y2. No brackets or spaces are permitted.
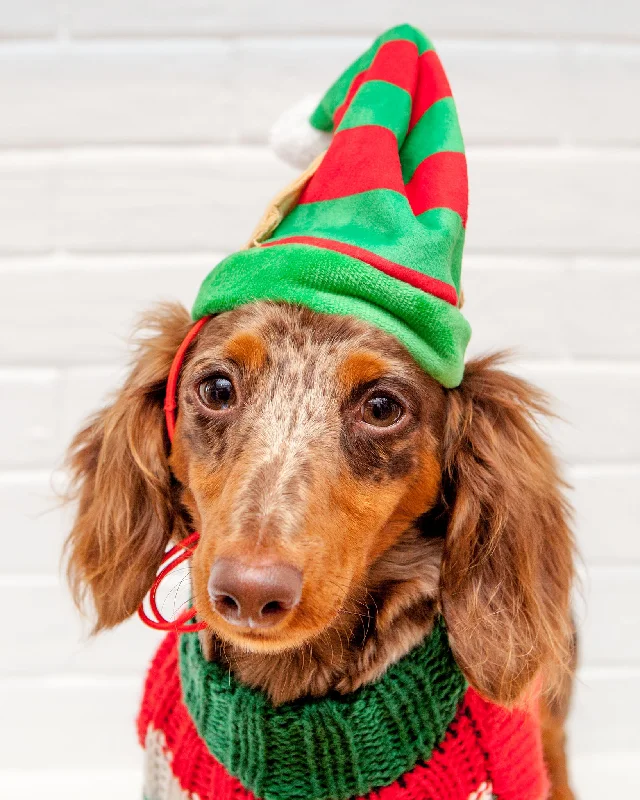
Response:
65,301,573,705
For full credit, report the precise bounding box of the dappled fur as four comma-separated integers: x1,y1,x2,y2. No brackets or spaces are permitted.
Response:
64,301,575,797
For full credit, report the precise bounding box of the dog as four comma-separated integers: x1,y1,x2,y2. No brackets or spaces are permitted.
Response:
64,300,576,799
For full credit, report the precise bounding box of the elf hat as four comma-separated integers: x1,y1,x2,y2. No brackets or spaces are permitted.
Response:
193,24,471,388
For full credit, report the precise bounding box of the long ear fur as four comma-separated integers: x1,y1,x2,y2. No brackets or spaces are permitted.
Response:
440,354,575,705
64,303,193,631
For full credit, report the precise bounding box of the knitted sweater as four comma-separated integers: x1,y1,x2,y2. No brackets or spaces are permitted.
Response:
138,622,550,800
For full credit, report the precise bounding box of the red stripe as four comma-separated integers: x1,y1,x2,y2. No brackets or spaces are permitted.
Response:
299,126,405,204
261,235,458,306
405,151,468,225
409,50,452,131
334,39,419,128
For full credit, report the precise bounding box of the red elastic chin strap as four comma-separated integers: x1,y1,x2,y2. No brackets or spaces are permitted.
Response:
137,316,212,633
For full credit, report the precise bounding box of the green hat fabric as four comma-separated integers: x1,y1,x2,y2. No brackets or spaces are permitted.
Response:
193,23,471,387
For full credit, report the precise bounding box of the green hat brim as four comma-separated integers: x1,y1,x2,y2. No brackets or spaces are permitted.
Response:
193,243,470,388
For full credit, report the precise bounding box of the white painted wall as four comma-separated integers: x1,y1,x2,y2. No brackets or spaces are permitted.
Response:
0,2,638,797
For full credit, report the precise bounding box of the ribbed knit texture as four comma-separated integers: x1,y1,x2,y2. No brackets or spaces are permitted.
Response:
138,629,550,800
192,24,471,388
179,618,465,800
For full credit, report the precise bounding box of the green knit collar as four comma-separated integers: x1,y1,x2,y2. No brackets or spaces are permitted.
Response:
179,619,467,800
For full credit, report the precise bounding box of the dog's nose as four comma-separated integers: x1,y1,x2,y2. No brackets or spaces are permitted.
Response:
208,558,302,628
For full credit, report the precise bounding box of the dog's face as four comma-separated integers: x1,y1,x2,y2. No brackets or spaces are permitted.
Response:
65,300,574,705
170,303,446,653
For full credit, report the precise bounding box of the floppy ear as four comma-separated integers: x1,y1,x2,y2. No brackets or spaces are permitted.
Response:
64,303,193,631
440,354,575,705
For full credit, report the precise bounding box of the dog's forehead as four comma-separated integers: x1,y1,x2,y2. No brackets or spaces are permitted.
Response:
189,302,425,386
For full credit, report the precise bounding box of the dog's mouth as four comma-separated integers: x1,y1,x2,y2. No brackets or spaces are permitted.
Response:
201,589,348,654
189,545,359,653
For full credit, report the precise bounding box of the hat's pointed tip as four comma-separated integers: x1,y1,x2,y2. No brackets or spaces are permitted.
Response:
270,94,332,170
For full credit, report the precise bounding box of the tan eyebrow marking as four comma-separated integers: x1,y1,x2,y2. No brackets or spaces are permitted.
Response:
337,351,390,391
223,330,268,372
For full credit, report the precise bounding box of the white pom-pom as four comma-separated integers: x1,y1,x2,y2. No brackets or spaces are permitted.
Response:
269,94,332,169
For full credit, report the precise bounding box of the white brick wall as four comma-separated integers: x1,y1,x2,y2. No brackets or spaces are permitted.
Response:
1,3,638,797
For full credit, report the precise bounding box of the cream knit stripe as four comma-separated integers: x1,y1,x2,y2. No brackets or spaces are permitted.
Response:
143,726,194,800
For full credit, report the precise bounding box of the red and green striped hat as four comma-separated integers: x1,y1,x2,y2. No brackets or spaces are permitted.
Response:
193,24,471,387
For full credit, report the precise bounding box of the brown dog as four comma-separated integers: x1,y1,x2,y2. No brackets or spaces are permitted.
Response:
65,301,576,799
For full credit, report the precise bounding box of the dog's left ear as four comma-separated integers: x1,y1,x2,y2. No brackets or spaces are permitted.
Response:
439,354,574,706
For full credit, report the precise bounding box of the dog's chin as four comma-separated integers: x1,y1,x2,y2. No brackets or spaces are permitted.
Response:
202,605,342,655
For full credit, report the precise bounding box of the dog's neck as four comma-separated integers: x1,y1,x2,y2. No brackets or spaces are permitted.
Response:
198,529,443,705
178,613,468,800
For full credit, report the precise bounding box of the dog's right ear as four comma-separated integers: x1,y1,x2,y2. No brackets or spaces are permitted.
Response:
64,303,193,631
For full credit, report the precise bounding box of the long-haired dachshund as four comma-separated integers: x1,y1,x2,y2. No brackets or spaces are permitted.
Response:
63,20,577,800
64,301,575,799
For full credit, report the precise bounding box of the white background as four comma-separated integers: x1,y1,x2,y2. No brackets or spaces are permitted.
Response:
1,1,639,798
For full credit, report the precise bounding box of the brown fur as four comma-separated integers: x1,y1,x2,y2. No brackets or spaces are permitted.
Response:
64,301,575,798
440,357,575,704
65,304,194,630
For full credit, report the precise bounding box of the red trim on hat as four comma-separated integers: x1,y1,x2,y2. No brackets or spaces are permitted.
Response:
333,39,419,128
406,151,468,225
261,235,458,306
299,126,405,204
409,50,453,130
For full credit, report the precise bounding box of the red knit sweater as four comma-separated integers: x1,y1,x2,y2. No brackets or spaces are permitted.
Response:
138,633,549,800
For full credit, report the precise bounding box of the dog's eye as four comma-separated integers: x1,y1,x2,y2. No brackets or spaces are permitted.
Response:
198,375,236,411
361,393,403,428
